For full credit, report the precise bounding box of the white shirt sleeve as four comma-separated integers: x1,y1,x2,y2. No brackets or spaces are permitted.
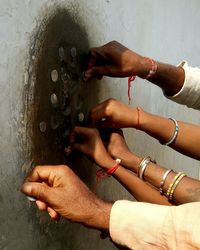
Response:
166,61,200,110
109,200,200,250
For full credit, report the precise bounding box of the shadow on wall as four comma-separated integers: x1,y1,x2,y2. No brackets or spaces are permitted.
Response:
25,7,99,187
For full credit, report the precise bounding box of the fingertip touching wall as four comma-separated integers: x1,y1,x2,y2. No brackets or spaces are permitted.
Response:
0,1,200,249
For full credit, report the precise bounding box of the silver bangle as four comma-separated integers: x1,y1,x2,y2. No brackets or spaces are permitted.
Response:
161,118,179,146
138,156,155,180
159,169,173,195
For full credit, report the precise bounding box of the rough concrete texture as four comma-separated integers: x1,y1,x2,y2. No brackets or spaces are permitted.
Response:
0,0,200,249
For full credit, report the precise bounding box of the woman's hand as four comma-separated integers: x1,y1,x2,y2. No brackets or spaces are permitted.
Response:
107,129,140,173
70,127,116,170
89,98,138,128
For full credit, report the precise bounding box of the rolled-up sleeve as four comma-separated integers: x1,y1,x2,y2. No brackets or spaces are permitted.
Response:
166,61,200,110
109,200,200,250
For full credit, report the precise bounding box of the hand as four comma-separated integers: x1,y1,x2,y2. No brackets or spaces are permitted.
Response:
106,129,140,173
70,127,116,170
84,41,147,80
89,98,138,128
21,165,112,230
107,129,131,159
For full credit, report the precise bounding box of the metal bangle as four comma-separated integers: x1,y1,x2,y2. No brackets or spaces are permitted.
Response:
159,169,173,195
161,118,179,146
138,156,156,180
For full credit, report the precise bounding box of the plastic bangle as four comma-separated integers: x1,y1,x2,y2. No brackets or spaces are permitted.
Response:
161,118,179,146
159,169,173,195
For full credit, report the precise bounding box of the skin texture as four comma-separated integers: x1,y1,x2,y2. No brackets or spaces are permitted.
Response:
89,98,200,160
106,130,200,205
85,41,185,96
21,165,112,230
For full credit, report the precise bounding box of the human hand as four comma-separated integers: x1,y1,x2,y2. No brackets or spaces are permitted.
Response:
84,41,147,80
107,129,140,173
89,98,138,128
70,127,116,170
21,165,112,230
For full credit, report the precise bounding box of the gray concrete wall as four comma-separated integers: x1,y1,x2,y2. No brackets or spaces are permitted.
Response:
0,0,200,249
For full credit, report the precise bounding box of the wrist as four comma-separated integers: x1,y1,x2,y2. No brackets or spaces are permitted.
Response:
121,153,140,173
102,158,118,171
83,198,112,231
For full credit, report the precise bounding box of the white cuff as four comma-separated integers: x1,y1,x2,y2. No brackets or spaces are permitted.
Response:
166,61,200,110
109,200,170,249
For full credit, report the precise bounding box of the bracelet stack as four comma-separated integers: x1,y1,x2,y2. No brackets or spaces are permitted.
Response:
137,156,156,180
159,170,186,202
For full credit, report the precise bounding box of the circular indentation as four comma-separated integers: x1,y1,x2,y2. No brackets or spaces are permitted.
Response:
39,121,47,132
59,47,65,60
51,69,58,82
50,116,60,130
78,112,85,122
70,47,77,58
50,93,58,106
63,106,71,117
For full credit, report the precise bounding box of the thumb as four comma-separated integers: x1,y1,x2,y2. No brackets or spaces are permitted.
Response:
21,182,51,202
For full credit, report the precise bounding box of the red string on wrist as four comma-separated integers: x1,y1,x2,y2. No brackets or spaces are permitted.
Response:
94,159,121,192
127,58,157,104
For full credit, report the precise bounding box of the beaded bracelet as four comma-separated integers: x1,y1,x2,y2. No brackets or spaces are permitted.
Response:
159,169,173,195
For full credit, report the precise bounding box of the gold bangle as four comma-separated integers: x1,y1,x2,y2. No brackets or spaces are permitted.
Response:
166,172,183,198
169,173,186,201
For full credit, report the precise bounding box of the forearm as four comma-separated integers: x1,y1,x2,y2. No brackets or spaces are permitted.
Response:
148,62,185,96
103,158,170,205
136,58,185,96
120,153,200,204
137,109,200,160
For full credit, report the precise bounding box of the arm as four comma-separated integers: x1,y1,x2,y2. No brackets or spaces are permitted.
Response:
21,168,200,250
85,41,200,110
70,127,170,205
108,130,200,204
85,41,184,97
110,200,200,250
21,165,111,231
89,98,200,160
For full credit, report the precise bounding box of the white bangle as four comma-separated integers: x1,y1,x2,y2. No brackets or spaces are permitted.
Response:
161,118,179,146
159,169,173,195
138,156,155,180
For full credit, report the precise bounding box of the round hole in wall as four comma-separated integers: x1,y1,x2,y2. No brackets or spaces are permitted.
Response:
39,121,47,132
50,93,58,106
51,69,58,82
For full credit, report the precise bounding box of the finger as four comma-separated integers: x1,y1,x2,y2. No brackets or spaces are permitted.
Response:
88,102,109,127
47,207,60,221
36,200,47,211
73,126,96,137
24,165,56,183
21,182,51,202
71,142,86,153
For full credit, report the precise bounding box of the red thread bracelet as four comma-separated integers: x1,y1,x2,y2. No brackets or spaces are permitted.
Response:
127,58,157,104
135,107,140,130
94,159,121,191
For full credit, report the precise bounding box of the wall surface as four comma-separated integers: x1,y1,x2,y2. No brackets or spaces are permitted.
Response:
0,0,200,249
